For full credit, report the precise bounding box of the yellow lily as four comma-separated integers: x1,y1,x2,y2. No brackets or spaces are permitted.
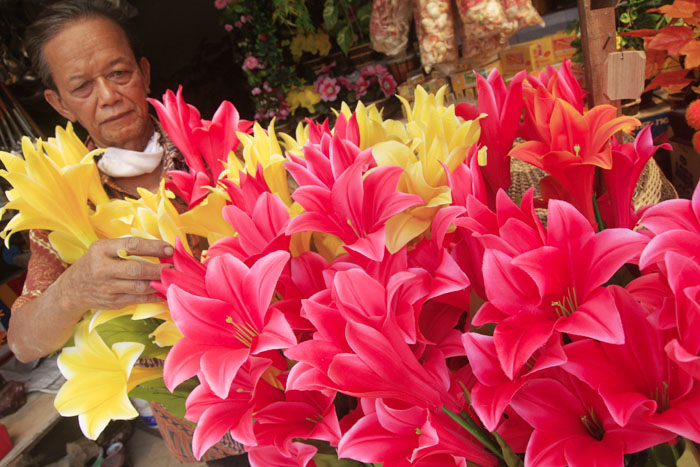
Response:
278,120,308,158
0,136,98,260
150,319,183,347
180,190,236,245
224,119,291,206
372,89,482,252
55,323,161,439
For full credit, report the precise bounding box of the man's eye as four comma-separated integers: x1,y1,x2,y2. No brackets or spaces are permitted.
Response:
72,82,92,96
109,70,132,83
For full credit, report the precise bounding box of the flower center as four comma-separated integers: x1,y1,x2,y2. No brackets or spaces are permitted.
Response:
650,381,671,413
580,408,604,441
551,287,578,318
226,316,259,347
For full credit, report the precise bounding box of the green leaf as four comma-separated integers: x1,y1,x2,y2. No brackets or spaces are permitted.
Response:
337,25,353,55
493,432,524,467
323,0,339,29
620,12,630,24
312,452,366,467
96,316,164,359
355,2,372,24
128,377,199,420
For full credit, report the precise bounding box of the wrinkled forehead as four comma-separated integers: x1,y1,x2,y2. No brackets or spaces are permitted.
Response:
43,17,138,83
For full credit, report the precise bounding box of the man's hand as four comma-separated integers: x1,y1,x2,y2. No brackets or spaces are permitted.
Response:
58,237,174,313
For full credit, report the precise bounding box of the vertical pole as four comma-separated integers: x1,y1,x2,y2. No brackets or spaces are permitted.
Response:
577,0,618,108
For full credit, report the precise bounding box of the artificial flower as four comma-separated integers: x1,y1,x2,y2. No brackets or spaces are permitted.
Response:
242,55,262,71
379,72,398,97
55,323,160,439
316,76,341,102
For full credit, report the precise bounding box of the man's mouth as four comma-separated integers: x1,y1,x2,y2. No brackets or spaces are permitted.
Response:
101,110,134,125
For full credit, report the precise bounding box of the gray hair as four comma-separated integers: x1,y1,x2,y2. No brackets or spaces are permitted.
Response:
25,0,141,90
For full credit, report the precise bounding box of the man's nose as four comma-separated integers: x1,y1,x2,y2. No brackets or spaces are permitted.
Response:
94,77,121,106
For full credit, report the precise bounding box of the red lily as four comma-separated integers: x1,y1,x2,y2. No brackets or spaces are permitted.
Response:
337,399,497,467
511,369,676,467
662,252,700,383
185,355,284,459
149,86,253,207
455,69,526,203
511,96,639,224
164,250,295,398
474,199,648,379
531,60,586,113
286,160,423,262
598,126,671,228
563,286,698,441
205,192,290,264
462,332,566,432
247,442,317,467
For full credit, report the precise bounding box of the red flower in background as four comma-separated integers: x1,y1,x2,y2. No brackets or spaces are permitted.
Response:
148,87,252,207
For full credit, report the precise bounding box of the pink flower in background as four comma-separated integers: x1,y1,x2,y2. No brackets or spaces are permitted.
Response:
263,82,272,93
232,22,240,29
361,64,386,78
317,76,341,102
214,0,230,9
241,15,248,23
378,72,397,97
315,62,337,75
242,56,261,71
224,23,234,32
337,76,355,91
251,87,261,96
355,76,369,99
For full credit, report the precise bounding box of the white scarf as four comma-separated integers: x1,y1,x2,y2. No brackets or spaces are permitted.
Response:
97,131,164,177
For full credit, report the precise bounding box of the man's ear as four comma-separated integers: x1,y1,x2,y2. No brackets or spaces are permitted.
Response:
139,57,151,94
44,89,77,122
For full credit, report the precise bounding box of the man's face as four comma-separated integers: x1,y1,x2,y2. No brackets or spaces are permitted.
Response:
43,17,153,151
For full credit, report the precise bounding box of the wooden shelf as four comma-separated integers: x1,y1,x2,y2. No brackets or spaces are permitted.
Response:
0,392,60,467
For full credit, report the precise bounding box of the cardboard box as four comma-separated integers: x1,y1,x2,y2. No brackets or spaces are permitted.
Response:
551,30,578,62
669,137,700,198
520,36,555,71
500,43,537,74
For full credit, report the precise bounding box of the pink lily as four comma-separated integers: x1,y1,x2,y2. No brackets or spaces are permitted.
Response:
247,441,317,467
337,399,497,467
149,86,253,207
474,199,649,379
153,237,206,298
563,285,699,441
205,192,290,264
462,332,566,432
185,355,284,459
253,389,342,456
511,369,676,467
286,160,423,262
455,69,526,203
662,252,700,383
163,250,295,398
598,126,671,228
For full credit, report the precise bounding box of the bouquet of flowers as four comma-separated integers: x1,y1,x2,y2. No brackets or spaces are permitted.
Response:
2,60,700,466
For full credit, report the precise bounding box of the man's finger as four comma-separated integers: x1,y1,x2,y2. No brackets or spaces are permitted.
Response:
118,237,174,258
113,260,171,281
109,279,160,295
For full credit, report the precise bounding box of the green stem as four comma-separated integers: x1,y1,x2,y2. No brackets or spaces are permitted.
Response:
442,407,504,461
592,193,607,232
670,441,680,462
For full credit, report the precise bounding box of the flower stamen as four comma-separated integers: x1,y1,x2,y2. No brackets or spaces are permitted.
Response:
552,287,579,318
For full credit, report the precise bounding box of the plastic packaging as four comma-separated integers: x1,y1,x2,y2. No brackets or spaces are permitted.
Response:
500,0,544,29
370,0,414,56
413,0,459,72
455,0,514,60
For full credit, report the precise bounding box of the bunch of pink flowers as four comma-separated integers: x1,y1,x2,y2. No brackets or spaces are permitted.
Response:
313,62,397,102
150,61,700,466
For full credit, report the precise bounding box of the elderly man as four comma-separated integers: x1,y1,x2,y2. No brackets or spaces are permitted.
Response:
7,1,247,464
8,1,174,363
